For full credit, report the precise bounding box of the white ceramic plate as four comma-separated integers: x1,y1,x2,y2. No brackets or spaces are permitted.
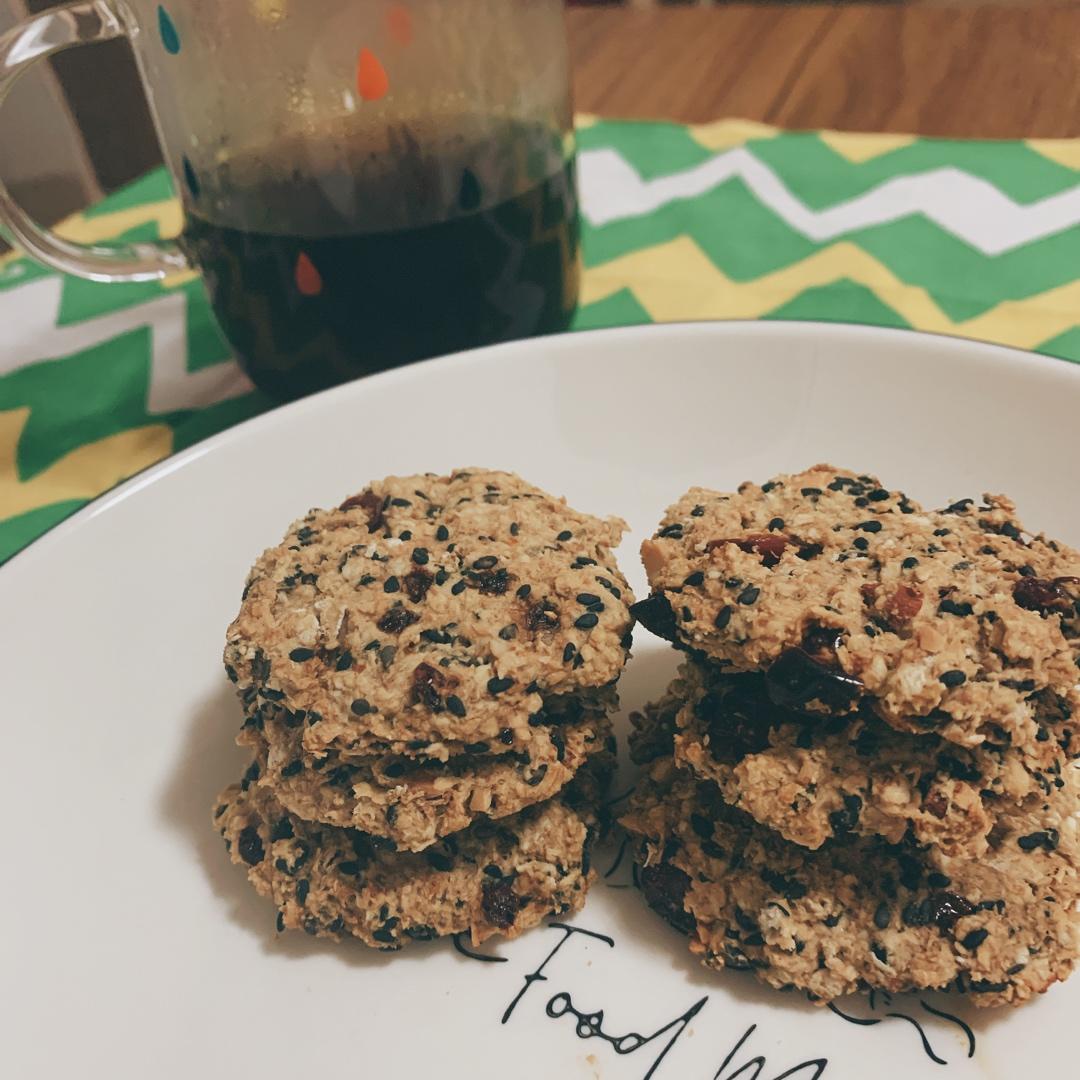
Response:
3,322,1078,1080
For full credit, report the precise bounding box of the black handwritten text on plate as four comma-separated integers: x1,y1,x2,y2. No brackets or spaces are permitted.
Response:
501,923,827,1080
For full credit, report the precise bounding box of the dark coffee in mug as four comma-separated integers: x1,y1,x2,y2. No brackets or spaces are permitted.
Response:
180,122,580,399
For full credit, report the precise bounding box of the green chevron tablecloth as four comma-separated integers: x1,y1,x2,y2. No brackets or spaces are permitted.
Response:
4,116,1080,563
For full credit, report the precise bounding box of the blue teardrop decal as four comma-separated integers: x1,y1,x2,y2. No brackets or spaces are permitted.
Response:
158,6,180,55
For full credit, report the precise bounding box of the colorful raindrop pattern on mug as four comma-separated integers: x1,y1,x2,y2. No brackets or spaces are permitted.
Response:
386,5,413,46
356,47,389,102
294,253,323,297
157,5,180,54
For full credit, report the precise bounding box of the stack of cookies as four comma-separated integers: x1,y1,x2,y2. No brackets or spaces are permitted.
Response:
623,465,1080,1006
214,469,634,949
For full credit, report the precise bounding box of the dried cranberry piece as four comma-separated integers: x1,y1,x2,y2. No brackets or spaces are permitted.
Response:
403,568,433,603
765,625,861,710
524,599,560,632
630,594,678,642
339,489,385,533
927,891,977,933
481,879,520,929
707,533,792,568
469,568,514,595
884,584,923,621
238,825,265,866
410,662,459,711
1013,576,1078,616
640,862,695,935
697,678,780,761
376,607,420,635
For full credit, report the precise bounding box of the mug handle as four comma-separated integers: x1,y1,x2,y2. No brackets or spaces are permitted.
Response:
0,0,189,281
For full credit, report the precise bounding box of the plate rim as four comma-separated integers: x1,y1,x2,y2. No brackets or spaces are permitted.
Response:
4,318,1077,577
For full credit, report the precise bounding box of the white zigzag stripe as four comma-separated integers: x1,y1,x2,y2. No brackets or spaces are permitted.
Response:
0,276,252,413
578,146,1080,256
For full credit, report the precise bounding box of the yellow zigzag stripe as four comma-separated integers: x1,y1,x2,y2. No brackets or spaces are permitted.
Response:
1025,138,1080,172
1,198,197,286
0,407,173,519
582,235,1080,350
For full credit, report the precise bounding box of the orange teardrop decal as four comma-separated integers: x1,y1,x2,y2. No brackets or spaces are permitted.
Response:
357,47,389,101
294,252,322,297
386,5,413,46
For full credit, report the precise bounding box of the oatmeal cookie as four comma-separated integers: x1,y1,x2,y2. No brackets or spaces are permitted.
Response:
225,468,634,755
621,758,1080,1007
214,756,608,950
633,465,1080,755
637,661,1078,857
239,694,614,851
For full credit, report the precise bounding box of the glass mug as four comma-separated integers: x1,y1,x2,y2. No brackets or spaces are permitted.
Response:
0,0,580,399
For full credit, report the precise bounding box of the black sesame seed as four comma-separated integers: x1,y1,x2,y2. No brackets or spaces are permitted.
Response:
873,903,891,930
516,584,532,599
525,764,549,787
691,505,705,516
487,677,514,695
940,670,967,688
853,537,869,552
335,651,354,672
499,728,514,745
451,580,467,595
472,555,498,570
563,643,576,663
801,488,822,497
384,576,400,593
961,928,989,951
576,592,602,607
288,647,315,662
351,698,374,716
483,864,503,878
715,605,733,629
399,530,412,541
683,572,705,587
445,695,466,718
855,521,883,533
435,525,449,541
498,624,518,641
690,813,714,838
737,586,760,606
768,517,785,531
575,612,599,629
901,557,919,569
412,548,429,565
658,523,684,539
556,530,573,542
938,599,974,617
